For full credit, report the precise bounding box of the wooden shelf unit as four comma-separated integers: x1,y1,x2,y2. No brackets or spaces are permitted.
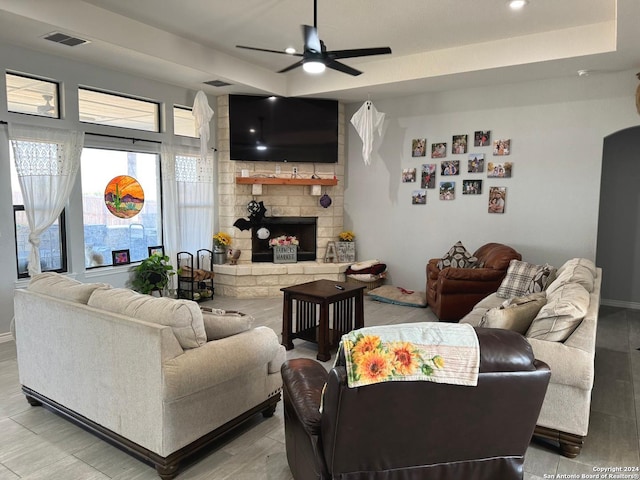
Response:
235,177,338,186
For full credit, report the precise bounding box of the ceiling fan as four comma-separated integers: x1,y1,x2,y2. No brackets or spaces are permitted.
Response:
37,94,55,116
236,0,392,76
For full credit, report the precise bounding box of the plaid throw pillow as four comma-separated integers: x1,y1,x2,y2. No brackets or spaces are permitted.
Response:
437,241,478,270
496,259,540,298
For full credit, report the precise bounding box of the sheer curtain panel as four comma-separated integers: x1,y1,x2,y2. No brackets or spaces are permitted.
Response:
161,144,214,264
9,124,84,276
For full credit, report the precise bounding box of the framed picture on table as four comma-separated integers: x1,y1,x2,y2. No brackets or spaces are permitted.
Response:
112,249,131,265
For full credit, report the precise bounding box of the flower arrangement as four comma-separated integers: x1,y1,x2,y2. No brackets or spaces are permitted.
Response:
268,235,299,248
338,230,355,242
213,232,232,247
343,333,444,386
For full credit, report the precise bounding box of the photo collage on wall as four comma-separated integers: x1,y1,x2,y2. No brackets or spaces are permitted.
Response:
406,131,512,212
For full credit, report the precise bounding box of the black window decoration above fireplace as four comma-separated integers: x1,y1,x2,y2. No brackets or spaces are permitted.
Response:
229,95,338,163
252,217,317,263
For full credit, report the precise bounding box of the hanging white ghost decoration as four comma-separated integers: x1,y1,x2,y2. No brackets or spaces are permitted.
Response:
350,100,386,165
192,90,214,161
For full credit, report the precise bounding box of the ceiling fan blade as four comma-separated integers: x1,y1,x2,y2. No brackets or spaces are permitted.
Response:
278,59,305,73
302,24,321,53
325,59,362,76
328,47,392,60
236,45,302,56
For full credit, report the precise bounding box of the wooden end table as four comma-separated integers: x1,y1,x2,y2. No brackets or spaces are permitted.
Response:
281,279,366,361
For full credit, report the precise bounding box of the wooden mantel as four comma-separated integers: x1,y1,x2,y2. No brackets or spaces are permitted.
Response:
235,177,338,186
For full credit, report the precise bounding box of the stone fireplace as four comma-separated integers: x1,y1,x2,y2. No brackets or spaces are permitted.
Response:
212,95,349,297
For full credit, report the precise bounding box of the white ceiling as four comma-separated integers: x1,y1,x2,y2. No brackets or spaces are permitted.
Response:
0,0,638,102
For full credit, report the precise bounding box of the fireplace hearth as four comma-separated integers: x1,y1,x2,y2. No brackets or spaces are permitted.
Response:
252,217,317,263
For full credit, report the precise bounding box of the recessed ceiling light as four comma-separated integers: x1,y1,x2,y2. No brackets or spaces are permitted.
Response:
508,0,528,10
285,47,296,54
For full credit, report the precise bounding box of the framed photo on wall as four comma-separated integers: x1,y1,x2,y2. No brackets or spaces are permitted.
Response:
488,187,506,213
411,138,426,157
462,180,482,195
112,249,131,265
474,131,491,146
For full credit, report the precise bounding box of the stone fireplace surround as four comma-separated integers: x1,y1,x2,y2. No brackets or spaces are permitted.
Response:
213,95,350,298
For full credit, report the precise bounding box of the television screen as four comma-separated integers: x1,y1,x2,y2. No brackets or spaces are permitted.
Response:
229,95,338,163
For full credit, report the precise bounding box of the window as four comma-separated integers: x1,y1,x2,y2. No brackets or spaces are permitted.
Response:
173,106,198,138
78,88,159,132
81,148,162,268
10,151,67,278
6,72,60,118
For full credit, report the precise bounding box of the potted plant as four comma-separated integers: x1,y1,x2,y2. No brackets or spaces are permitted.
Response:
131,254,176,295
212,231,232,264
337,231,356,262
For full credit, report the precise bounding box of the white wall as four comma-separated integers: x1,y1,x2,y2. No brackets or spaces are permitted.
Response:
344,71,640,292
0,43,209,337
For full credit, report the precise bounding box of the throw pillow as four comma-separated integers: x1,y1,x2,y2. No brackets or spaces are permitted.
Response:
496,259,540,299
526,283,590,342
367,285,427,307
480,292,546,334
525,263,557,295
201,308,253,340
436,241,478,270
545,259,595,296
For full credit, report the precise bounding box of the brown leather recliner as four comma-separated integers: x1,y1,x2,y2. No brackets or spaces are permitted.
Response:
281,328,550,480
426,242,522,321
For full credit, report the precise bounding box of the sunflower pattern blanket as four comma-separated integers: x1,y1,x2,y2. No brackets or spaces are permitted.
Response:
340,322,480,388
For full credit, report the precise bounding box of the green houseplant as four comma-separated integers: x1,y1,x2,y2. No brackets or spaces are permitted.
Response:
131,254,175,295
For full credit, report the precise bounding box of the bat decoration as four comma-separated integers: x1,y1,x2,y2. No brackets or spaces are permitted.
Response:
233,201,268,231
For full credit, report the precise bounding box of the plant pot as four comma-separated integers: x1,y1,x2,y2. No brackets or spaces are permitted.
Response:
213,245,227,264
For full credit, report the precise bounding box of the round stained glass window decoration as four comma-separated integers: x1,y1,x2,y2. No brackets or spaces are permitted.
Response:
104,175,145,219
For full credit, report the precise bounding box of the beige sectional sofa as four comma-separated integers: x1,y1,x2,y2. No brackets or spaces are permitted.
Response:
460,258,601,458
13,273,285,479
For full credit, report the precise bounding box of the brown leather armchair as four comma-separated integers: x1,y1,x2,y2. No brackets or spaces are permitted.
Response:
282,328,550,480
426,242,521,321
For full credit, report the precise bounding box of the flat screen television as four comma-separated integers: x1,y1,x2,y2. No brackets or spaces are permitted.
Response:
229,94,338,163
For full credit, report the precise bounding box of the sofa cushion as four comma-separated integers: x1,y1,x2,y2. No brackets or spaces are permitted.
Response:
526,283,590,342
28,272,110,304
201,309,253,340
545,258,595,295
480,292,546,334
88,288,206,349
525,264,556,294
437,241,478,270
496,259,540,298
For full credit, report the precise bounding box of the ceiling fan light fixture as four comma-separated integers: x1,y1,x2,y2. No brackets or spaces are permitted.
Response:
508,0,528,10
303,60,326,74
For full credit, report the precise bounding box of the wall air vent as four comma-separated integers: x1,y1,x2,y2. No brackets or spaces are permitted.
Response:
43,32,90,47
204,79,233,87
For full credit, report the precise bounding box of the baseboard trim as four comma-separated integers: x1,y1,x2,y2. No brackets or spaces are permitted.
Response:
600,299,640,310
0,332,14,344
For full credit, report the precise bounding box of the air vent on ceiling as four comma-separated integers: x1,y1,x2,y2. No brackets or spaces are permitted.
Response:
43,32,90,47
204,79,233,87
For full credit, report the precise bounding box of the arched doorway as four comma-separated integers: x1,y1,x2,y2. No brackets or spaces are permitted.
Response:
596,126,640,307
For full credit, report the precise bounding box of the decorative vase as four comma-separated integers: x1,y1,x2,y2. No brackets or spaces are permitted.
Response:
213,245,227,264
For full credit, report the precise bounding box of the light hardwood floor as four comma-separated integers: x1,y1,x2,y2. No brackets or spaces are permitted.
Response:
0,297,638,479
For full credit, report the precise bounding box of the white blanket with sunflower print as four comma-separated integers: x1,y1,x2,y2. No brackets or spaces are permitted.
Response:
340,322,480,388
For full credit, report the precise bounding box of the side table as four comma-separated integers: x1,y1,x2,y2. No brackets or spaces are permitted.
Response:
281,279,366,361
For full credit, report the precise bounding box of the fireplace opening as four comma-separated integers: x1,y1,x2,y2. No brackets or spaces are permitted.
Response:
252,217,317,263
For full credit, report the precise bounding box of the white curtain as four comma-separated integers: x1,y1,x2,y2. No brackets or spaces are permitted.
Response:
161,144,214,266
9,124,84,276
